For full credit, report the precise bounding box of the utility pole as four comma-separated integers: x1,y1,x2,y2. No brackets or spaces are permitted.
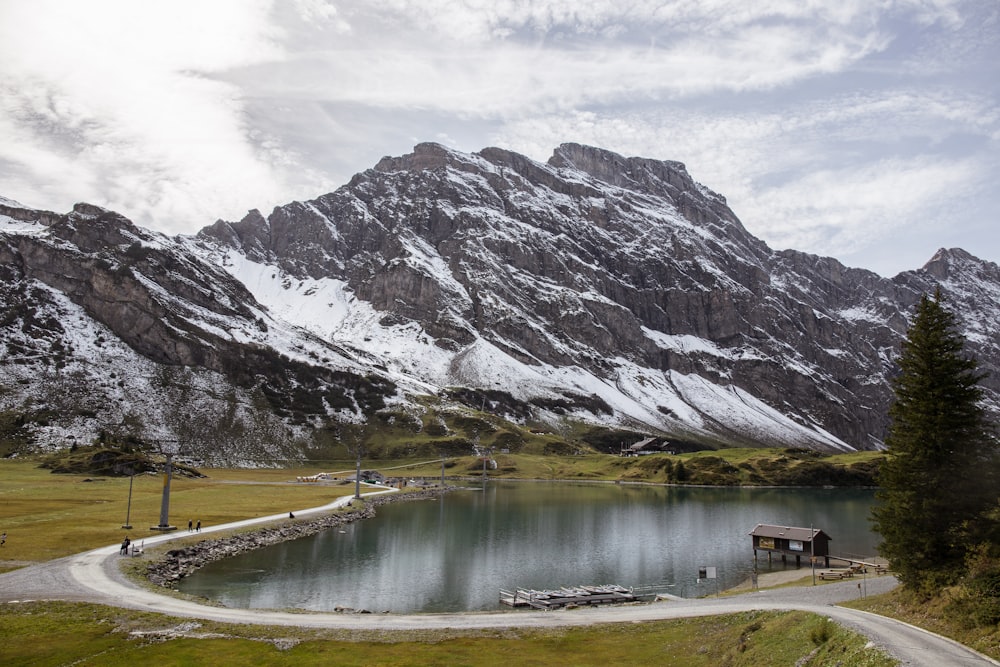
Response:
150,452,177,532
121,469,134,529
354,445,362,499
811,524,816,586
342,426,365,500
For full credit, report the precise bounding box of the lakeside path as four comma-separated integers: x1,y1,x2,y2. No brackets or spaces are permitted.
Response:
1,487,997,667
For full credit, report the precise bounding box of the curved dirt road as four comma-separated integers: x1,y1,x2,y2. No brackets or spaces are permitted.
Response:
2,489,997,667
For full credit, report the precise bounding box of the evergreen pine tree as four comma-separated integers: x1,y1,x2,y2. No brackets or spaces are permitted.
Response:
871,289,997,593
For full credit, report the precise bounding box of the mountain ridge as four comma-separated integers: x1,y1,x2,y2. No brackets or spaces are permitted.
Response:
2,143,998,463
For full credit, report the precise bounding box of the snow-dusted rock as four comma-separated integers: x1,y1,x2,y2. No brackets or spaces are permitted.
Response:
2,144,998,461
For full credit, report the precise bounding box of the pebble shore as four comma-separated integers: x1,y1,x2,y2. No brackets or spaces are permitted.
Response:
145,487,447,587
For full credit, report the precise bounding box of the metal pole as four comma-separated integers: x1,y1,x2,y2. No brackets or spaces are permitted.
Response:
354,447,362,499
811,524,815,585
122,473,134,529
151,454,177,531
159,454,172,527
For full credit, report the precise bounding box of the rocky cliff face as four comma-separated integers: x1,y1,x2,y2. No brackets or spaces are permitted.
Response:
0,199,395,464
2,144,998,462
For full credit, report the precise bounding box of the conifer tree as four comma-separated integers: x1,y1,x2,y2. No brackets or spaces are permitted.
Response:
871,290,997,593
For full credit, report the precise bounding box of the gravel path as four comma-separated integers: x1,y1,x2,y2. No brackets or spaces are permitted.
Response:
2,488,997,667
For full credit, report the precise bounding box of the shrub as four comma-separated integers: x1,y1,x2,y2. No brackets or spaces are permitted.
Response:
492,430,525,452
947,544,1000,628
452,415,496,437
810,617,833,645
543,441,577,455
423,420,448,436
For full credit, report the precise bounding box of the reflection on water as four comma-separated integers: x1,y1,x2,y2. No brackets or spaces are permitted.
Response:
178,482,877,613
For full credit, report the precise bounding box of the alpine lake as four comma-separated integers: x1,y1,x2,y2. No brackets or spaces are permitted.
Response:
177,481,878,613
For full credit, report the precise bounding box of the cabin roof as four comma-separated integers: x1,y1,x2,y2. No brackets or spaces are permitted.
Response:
749,523,831,542
627,437,657,451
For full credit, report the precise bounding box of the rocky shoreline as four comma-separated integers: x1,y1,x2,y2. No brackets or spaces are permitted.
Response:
145,488,448,588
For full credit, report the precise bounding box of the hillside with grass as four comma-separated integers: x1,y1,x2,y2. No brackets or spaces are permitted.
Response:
3,456,999,665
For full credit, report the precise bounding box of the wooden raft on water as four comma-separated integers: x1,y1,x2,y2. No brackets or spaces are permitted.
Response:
499,584,637,609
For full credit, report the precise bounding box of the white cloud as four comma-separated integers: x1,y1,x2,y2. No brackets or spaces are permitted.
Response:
0,0,324,230
275,2,894,118
292,0,350,28
355,1,892,42
0,0,995,278
737,157,984,255
490,85,997,273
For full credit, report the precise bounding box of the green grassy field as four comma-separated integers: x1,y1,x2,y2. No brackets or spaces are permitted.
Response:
846,587,1000,663
0,448,887,567
0,459,357,565
0,450,965,666
397,447,884,487
0,601,896,666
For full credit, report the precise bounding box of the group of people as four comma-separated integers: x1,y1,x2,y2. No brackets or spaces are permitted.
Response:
187,519,201,532
119,536,131,555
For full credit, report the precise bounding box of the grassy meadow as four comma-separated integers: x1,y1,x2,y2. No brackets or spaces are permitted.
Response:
0,600,896,667
0,450,980,666
0,448,886,566
0,459,357,566
397,447,884,487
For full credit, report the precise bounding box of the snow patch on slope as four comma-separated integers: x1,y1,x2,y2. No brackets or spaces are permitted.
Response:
203,244,858,450
0,213,47,236
668,372,851,451
222,248,353,339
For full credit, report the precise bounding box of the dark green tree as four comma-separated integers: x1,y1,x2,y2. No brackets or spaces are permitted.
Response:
871,290,998,593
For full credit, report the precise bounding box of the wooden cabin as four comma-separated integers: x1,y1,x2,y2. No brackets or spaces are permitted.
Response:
749,524,831,566
620,437,656,456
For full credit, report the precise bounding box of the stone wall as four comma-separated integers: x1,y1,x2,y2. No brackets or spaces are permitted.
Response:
145,489,447,588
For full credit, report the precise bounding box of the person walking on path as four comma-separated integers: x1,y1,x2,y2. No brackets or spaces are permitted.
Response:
195,520,201,532
119,537,130,556
188,519,192,532
1,531,6,547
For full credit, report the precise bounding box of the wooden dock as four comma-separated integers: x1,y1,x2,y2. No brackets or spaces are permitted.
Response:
826,555,890,573
499,584,637,609
819,561,889,580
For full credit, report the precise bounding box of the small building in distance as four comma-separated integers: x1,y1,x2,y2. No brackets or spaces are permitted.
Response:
346,470,386,485
619,437,676,457
620,437,656,457
749,524,831,567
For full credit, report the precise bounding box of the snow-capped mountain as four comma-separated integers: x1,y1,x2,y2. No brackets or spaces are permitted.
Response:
2,144,998,463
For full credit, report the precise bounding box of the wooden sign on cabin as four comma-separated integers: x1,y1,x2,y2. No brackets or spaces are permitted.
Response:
749,523,831,567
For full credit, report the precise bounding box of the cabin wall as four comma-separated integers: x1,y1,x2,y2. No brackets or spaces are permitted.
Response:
752,536,829,557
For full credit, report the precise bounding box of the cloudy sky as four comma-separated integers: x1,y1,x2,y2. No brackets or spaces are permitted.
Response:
1,1,997,276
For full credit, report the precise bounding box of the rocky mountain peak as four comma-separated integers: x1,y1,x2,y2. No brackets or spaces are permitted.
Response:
68,202,111,219
549,142,694,195
199,209,271,257
50,202,149,254
2,143,998,463
921,247,993,281
373,142,486,175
